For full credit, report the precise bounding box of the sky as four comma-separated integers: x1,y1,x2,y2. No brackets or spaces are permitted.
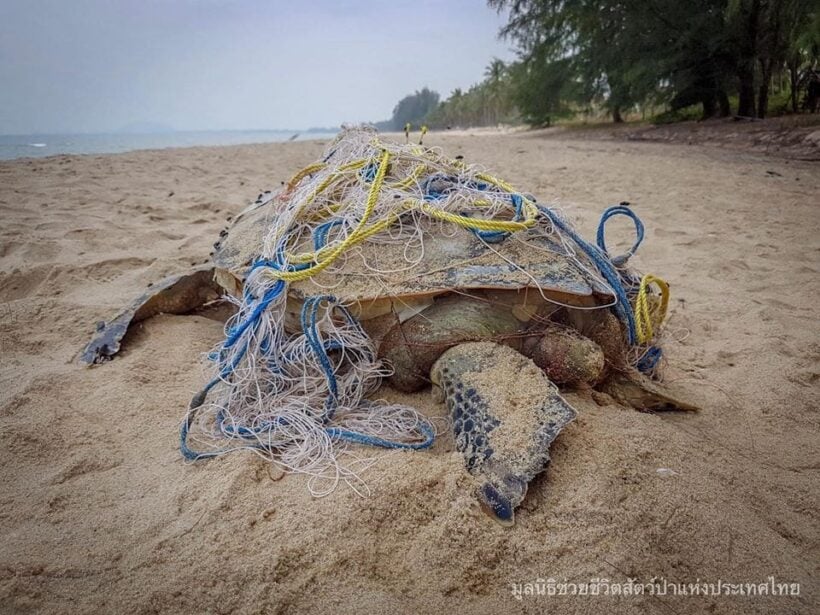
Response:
0,0,516,134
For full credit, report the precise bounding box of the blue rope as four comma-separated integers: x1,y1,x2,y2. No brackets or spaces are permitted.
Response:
312,219,345,251
636,346,663,373
301,295,340,415
181,290,436,460
421,175,489,201
361,162,378,183
593,204,667,375
544,203,663,375
420,174,524,244
472,193,524,244
326,423,435,450
226,279,285,348
181,239,293,460
596,203,644,266
537,205,637,346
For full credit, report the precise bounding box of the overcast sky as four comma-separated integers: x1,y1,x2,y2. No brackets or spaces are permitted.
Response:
0,0,515,134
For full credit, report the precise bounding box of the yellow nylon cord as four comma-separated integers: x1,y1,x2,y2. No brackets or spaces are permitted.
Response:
266,149,392,282
634,274,670,344
285,162,326,190
267,139,538,284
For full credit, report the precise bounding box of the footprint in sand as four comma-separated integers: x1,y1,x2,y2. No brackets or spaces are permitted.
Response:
0,267,50,301
787,370,820,387
50,454,123,486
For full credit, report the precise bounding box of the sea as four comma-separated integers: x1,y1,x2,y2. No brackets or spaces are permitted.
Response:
0,130,339,161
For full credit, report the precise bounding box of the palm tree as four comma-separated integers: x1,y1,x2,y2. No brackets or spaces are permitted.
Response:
484,58,507,124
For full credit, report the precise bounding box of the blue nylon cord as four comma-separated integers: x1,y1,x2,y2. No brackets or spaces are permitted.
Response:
361,162,378,182
326,423,436,450
594,204,667,373
182,290,436,460
301,295,339,416
596,203,644,265
472,192,525,243
313,219,345,251
636,346,663,373
537,205,638,345
594,204,666,373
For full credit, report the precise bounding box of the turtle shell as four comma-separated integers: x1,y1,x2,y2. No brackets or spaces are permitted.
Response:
213,190,614,320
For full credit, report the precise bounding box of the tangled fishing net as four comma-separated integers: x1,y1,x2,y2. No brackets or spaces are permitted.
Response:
181,126,669,494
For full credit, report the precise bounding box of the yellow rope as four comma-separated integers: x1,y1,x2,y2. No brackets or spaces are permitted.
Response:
267,139,540,283
416,199,537,232
389,163,427,190
266,149,392,282
285,162,326,190
634,274,670,344
475,171,516,193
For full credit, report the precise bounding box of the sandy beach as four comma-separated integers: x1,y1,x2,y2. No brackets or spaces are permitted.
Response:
1,127,818,614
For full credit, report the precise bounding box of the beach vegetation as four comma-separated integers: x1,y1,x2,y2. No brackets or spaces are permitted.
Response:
379,1,820,129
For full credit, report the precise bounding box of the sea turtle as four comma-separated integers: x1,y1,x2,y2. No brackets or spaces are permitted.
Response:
82,189,694,526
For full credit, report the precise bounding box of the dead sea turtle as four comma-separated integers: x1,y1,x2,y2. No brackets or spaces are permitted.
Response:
82,190,694,525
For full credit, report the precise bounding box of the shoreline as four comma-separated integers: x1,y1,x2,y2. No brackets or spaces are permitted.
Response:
0,130,340,162
4,116,818,165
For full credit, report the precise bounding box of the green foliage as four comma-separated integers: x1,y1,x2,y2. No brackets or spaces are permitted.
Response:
488,0,819,122
387,88,440,131
508,55,578,125
378,1,818,129
652,106,705,125
425,59,518,128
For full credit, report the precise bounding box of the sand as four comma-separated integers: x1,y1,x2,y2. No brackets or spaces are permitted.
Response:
1,125,818,614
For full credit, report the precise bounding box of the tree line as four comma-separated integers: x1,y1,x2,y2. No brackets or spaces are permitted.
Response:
379,0,819,129
376,61,519,131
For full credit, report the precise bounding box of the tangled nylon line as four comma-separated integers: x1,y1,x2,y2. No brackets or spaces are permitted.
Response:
181,126,668,494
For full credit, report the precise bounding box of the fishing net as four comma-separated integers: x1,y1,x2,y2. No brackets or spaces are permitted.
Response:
181,126,667,494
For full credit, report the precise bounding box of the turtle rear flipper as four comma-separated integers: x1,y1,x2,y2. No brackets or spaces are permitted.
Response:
601,372,699,412
430,341,577,526
81,266,221,364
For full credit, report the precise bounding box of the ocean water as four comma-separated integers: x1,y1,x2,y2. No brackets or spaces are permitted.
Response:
0,130,339,161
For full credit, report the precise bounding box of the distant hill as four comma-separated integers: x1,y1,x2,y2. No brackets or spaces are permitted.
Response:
305,126,340,133
117,121,175,134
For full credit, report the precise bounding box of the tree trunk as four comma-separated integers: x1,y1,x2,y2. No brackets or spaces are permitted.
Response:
701,94,717,120
757,59,772,119
757,83,769,119
736,0,760,118
788,61,800,113
737,68,757,117
718,90,731,117
612,106,623,123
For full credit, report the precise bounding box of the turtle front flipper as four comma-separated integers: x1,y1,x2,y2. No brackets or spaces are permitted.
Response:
601,372,699,412
430,341,577,526
80,266,222,364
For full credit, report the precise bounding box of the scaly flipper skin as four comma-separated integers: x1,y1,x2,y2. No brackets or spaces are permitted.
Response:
430,342,577,526
602,372,699,412
80,266,221,364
